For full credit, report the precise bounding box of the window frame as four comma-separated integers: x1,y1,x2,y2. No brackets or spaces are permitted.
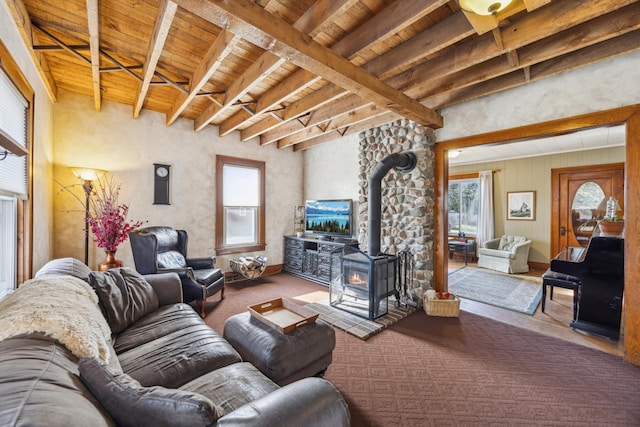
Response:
215,155,265,255
0,40,34,286
448,172,479,237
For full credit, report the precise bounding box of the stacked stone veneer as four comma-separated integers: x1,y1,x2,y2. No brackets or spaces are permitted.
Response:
357,119,435,291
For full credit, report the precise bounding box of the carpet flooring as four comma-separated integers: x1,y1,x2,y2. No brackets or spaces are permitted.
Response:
204,273,640,427
448,267,543,315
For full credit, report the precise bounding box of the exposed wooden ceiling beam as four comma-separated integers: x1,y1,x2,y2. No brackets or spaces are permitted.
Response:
295,30,640,152
523,0,552,11
409,2,640,101
261,2,638,144
330,0,448,60
175,0,443,128
86,0,101,111
242,83,345,141
4,0,58,102
214,0,404,136
193,0,353,132
277,104,389,148
292,112,400,152
166,29,240,126
247,11,472,143
133,0,177,119
280,4,640,149
261,93,364,144
366,12,474,80
500,0,637,50
230,1,450,137
217,69,319,136
392,0,635,96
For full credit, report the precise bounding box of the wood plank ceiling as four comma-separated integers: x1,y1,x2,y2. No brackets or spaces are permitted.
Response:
6,0,640,151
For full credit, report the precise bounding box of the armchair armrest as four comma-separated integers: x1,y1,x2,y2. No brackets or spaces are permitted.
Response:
186,256,216,270
216,378,350,427
513,240,532,258
483,238,501,249
513,240,532,252
143,272,183,305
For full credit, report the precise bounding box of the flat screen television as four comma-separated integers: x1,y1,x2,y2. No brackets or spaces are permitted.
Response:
305,199,352,237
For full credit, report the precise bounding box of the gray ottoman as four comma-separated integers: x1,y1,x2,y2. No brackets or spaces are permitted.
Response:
223,311,335,386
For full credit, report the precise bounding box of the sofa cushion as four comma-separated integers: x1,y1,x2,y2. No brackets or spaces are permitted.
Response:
117,323,242,388
35,257,91,280
78,358,221,427
180,362,279,417
113,303,204,354
477,248,515,259
88,268,159,334
0,334,115,427
193,267,224,284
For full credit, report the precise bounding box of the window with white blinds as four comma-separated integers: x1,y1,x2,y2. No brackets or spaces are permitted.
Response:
0,68,29,199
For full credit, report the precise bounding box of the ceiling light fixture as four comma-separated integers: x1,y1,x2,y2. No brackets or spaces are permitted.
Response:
457,0,514,16
448,150,462,159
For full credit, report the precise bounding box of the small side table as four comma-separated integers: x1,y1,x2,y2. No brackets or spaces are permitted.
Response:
448,240,476,265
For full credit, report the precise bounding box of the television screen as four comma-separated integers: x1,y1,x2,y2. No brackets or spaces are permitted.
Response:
305,199,352,236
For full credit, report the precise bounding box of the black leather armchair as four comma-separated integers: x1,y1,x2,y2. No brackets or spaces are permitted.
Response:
129,226,224,317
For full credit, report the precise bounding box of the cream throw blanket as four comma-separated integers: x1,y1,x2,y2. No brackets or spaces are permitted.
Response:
0,275,112,362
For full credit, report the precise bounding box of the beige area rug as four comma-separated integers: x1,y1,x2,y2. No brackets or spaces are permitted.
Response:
294,291,417,340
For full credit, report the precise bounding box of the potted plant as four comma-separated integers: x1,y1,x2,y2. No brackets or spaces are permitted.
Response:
598,216,625,236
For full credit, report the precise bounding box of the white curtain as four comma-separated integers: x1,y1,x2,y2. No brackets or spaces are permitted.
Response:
476,170,494,250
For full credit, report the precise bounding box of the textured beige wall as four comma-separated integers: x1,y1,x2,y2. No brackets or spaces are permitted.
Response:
52,90,303,271
450,146,625,263
436,50,640,141
1,1,56,273
303,132,360,236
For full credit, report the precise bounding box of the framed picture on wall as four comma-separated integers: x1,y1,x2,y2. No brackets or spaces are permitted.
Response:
507,191,536,220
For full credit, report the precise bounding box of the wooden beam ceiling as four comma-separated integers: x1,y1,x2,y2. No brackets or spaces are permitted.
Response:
10,0,640,150
133,0,177,119
173,0,443,128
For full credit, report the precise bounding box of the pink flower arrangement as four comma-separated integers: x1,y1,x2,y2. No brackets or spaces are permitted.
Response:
87,176,145,252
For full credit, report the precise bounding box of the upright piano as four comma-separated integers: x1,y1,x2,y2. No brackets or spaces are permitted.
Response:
549,236,624,340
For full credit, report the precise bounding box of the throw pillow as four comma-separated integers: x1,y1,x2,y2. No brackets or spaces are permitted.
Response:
35,257,91,280
88,268,160,334
79,358,221,427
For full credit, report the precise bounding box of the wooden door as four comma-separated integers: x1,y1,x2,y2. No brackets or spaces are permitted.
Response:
551,163,624,257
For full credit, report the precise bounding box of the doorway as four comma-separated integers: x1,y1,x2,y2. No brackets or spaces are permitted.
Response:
550,163,624,257
435,105,640,365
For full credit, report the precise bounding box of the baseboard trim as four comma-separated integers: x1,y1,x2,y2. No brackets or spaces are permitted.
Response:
529,261,549,271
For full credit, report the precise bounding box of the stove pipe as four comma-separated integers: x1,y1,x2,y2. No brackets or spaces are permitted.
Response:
368,151,417,256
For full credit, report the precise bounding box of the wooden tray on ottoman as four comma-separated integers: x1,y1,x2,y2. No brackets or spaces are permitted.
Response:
248,298,319,334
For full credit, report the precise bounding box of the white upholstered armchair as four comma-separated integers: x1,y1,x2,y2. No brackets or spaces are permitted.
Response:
477,235,531,274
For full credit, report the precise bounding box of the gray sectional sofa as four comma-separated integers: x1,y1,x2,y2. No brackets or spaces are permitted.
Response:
0,259,350,426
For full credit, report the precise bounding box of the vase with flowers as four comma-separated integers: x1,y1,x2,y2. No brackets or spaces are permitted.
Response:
87,176,145,271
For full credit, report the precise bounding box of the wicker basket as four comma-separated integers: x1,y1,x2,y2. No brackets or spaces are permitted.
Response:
424,296,460,317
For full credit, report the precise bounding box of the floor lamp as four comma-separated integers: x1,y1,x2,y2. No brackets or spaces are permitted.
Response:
70,167,106,266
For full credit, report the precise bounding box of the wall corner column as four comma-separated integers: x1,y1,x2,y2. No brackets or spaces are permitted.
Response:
624,111,640,366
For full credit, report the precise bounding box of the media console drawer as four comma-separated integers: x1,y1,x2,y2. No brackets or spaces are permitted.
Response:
282,235,358,285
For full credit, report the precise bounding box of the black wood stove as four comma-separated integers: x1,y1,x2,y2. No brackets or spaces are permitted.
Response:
328,151,417,320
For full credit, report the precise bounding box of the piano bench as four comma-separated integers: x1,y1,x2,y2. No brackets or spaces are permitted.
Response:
542,269,580,321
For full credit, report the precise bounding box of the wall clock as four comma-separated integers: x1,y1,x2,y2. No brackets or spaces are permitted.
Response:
153,163,171,205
